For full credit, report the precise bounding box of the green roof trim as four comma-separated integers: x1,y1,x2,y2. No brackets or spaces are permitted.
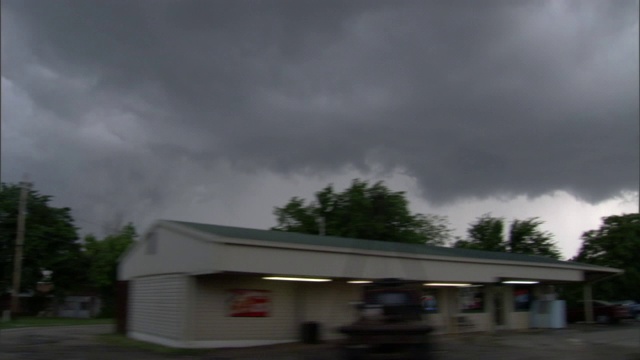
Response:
166,220,612,270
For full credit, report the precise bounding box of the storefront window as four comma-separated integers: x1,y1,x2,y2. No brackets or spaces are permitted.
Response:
421,289,439,313
458,286,484,313
513,286,532,311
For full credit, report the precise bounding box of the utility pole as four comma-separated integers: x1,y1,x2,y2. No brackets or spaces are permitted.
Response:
10,178,31,316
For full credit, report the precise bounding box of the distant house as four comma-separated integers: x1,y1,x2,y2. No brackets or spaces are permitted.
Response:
1,290,101,318
0,291,39,315
57,295,101,318
118,220,622,349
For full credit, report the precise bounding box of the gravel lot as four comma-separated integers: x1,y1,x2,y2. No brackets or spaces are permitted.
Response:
1,322,639,360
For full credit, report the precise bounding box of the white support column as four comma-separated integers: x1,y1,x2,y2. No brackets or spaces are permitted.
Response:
446,288,457,334
486,285,496,334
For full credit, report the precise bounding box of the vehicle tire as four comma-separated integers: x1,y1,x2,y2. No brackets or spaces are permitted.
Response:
409,343,430,360
596,315,610,324
343,347,364,360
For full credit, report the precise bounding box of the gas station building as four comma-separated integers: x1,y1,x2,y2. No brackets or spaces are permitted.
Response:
118,220,621,348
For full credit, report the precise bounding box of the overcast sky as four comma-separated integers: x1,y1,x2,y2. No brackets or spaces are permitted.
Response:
2,0,638,259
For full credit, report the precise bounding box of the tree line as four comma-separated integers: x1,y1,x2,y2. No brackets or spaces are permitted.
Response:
272,179,562,257
273,179,639,301
1,182,136,316
1,179,638,315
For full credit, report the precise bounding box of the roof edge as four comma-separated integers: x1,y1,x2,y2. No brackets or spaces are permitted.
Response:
162,220,623,275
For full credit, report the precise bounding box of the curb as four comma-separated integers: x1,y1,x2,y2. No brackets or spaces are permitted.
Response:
0,323,114,334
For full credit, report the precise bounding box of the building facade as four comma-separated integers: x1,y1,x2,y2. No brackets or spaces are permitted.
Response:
118,220,621,348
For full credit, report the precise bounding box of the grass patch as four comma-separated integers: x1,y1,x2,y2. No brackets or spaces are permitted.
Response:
96,333,207,355
0,316,114,330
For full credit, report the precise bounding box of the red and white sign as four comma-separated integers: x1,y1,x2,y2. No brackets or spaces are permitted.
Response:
227,289,271,317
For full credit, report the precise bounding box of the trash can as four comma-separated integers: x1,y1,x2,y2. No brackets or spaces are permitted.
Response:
301,321,321,344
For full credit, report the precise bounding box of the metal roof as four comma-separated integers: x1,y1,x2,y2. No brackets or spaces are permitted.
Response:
165,220,613,271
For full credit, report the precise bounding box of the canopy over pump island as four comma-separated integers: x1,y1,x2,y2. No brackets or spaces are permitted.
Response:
117,220,622,350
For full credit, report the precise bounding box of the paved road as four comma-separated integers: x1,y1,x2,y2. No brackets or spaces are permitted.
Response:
435,325,640,360
0,325,164,360
1,323,639,360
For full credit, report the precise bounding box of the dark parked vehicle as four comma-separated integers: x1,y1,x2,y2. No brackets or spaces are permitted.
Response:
611,300,640,321
338,278,433,360
567,300,630,324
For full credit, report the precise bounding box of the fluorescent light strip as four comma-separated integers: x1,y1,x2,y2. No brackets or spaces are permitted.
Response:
263,277,332,282
348,280,372,284
424,283,473,287
502,281,539,285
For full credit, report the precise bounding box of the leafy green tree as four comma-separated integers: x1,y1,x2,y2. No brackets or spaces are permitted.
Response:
414,214,454,246
0,182,85,294
84,223,136,288
454,214,561,259
454,214,506,252
573,213,640,300
509,218,562,259
83,223,137,316
272,179,452,245
273,197,317,235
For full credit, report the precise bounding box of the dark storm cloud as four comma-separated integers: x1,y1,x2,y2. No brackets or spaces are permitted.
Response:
2,0,638,214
